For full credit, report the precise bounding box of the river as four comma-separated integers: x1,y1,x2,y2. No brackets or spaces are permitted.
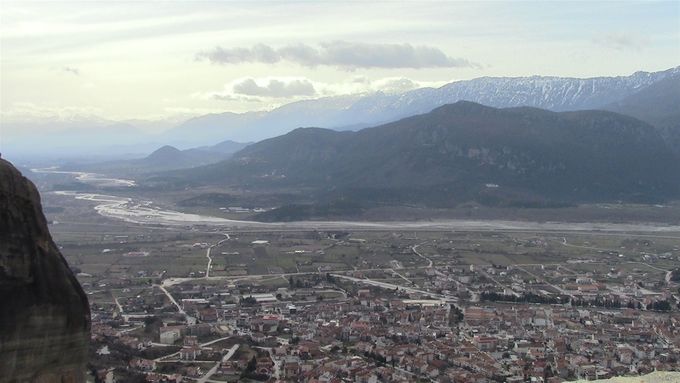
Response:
37,169,680,233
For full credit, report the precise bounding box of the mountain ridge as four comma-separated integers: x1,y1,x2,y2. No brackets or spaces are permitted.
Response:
165,66,679,143
169,101,679,214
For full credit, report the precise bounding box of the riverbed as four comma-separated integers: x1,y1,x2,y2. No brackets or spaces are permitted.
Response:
40,168,680,233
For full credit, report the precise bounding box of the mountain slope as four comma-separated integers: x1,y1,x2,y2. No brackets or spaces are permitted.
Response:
177,102,679,208
604,73,680,154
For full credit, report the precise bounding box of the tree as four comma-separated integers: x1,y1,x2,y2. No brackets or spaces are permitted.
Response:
647,300,672,311
246,355,257,372
240,296,257,306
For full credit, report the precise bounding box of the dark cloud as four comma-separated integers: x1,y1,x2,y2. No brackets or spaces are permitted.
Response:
197,41,477,69
232,78,316,98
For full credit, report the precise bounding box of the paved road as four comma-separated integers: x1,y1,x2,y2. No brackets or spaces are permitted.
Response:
390,268,415,285
155,284,190,324
161,266,427,287
112,294,124,314
205,247,213,278
480,269,519,297
206,233,231,278
155,336,235,362
198,344,239,383
331,273,457,303
561,237,670,273
514,265,574,298
412,243,433,268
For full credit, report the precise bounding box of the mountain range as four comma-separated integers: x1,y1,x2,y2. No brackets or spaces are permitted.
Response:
64,140,249,174
167,66,679,144
603,74,680,155
165,101,679,219
4,67,677,161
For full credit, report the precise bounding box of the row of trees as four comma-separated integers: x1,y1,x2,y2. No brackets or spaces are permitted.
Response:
481,291,677,311
480,291,562,305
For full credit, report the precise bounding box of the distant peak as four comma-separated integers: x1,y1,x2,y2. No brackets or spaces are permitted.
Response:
154,145,181,153
147,145,182,160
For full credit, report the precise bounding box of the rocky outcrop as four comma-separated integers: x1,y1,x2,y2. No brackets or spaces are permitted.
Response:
0,158,90,382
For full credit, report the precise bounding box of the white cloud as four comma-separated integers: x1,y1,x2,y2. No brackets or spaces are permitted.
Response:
372,77,421,93
232,78,316,98
202,76,448,104
197,41,477,70
593,32,649,51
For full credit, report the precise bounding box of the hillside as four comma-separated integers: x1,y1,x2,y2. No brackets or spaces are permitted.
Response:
174,102,679,212
604,73,680,155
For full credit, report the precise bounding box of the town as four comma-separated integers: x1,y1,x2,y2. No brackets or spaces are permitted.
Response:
48,216,679,383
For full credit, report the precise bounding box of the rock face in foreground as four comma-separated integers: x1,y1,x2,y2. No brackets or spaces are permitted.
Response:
0,158,90,382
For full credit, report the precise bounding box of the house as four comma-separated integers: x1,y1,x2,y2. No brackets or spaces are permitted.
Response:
283,362,301,378
184,335,198,346
130,358,156,371
256,356,274,375
179,345,202,360
199,307,218,322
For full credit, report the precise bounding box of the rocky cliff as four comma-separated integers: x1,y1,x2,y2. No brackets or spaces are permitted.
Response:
0,158,90,382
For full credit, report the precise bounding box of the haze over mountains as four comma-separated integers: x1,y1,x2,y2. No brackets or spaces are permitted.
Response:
63,140,250,173
4,66,678,161
166,66,680,144
17,65,677,217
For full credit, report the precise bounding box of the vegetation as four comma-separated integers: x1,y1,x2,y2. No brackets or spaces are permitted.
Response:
172,102,679,214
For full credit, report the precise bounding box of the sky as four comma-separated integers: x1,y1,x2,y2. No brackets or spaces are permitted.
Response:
0,0,679,128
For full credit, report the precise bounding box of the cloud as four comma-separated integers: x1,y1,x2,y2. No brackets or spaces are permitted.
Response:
62,66,81,75
211,94,262,103
373,77,421,93
232,78,316,98
196,41,477,69
593,32,649,51
201,76,450,105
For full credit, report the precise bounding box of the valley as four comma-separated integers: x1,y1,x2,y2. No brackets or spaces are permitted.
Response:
27,164,680,382
3,2,679,383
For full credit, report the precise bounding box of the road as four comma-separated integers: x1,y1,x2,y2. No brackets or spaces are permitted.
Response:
412,243,433,267
161,265,433,288
112,294,124,314
197,344,239,383
514,265,574,298
331,273,457,302
479,269,519,297
205,247,213,278
254,347,281,379
206,233,230,278
116,325,142,336
390,268,415,285
155,336,236,362
155,284,190,323
560,237,671,274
